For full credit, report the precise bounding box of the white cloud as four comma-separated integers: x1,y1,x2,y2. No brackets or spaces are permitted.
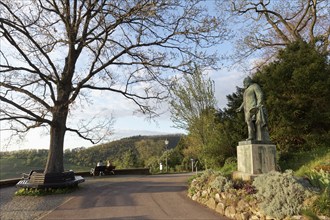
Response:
207,68,246,109
1,62,249,152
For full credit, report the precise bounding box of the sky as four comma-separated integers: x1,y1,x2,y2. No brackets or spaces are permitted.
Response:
0,1,249,152
0,66,246,152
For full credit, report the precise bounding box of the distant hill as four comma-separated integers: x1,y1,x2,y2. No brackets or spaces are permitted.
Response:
73,133,183,153
65,133,185,169
0,134,185,180
102,134,183,149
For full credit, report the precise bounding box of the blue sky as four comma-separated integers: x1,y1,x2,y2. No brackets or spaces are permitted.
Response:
0,1,250,152
1,65,247,152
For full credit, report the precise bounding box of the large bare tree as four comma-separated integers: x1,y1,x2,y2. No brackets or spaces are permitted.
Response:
217,0,329,66
0,0,226,174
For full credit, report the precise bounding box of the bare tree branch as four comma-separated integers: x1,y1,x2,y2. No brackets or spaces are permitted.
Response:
224,0,329,68
0,0,225,173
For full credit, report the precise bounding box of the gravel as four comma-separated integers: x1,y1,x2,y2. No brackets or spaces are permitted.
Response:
0,185,75,220
0,176,120,220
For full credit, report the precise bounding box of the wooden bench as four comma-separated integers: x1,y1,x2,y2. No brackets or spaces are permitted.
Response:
21,169,44,180
90,166,116,176
16,170,85,189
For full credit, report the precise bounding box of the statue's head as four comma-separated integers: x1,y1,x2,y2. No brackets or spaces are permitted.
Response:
243,76,252,88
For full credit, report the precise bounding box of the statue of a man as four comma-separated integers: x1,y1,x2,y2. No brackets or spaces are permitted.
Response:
236,76,270,142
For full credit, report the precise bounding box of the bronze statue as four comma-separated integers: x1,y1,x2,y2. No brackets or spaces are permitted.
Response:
236,76,270,142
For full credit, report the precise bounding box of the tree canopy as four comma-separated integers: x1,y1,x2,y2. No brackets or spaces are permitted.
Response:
254,41,330,152
169,66,236,168
223,41,330,153
0,0,226,173
170,65,217,131
217,0,329,67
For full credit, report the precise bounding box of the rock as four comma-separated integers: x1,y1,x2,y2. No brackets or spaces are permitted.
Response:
221,192,227,199
225,206,236,219
248,199,258,207
214,193,221,203
235,212,250,220
206,198,216,210
250,215,260,220
250,211,266,220
287,216,303,220
237,199,249,212
226,196,239,208
249,205,258,213
202,190,208,198
215,202,226,215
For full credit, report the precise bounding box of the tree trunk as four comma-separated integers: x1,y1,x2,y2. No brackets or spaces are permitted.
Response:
44,106,69,174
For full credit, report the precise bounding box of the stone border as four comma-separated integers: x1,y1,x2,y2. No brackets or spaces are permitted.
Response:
188,183,330,220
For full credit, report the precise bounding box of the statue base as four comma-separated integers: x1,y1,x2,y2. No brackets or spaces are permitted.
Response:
233,140,276,181
232,171,259,181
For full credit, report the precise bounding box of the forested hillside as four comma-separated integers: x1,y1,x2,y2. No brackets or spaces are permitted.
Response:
0,134,183,180
64,134,183,169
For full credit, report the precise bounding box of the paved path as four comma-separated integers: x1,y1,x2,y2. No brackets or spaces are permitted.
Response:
41,173,228,219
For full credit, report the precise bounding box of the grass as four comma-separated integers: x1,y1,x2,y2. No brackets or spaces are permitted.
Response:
278,146,330,175
278,146,330,217
15,186,80,196
218,157,237,177
0,158,39,180
295,151,330,177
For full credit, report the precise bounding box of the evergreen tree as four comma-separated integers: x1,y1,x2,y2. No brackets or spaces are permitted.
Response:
254,41,330,152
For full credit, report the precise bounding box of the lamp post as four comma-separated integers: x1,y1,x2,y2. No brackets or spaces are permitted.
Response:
164,139,169,173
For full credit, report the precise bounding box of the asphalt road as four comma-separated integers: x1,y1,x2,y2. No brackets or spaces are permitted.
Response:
40,173,228,220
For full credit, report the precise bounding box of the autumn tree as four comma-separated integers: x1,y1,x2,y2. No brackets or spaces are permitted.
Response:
0,0,226,174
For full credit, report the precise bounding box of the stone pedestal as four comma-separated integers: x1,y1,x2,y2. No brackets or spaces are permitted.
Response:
233,140,276,181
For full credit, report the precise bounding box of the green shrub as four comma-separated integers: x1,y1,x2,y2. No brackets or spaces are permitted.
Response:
199,169,216,181
232,179,256,195
188,169,233,197
253,170,310,219
189,170,212,195
191,170,216,187
15,186,79,196
187,174,198,185
209,175,233,192
219,157,237,177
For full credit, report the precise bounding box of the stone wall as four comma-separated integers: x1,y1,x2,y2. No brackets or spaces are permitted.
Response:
188,177,329,220
189,184,268,220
